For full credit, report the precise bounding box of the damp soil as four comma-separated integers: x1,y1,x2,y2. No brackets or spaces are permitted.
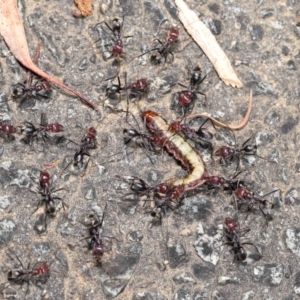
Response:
0,0,299,299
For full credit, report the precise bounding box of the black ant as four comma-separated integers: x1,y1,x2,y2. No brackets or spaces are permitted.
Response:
170,67,206,115
80,203,109,265
134,27,179,65
224,217,261,263
21,113,64,145
214,134,267,170
169,117,213,150
35,170,68,231
7,249,50,297
234,187,277,220
60,127,97,176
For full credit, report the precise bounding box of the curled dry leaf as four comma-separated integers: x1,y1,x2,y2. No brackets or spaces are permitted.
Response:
174,0,243,89
0,0,97,110
43,159,61,169
74,0,93,17
187,90,252,130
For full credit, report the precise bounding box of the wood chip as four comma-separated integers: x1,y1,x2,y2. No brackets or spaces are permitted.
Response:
0,0,97,110
43,159,61,169
75,0,93,17
174,0,243,88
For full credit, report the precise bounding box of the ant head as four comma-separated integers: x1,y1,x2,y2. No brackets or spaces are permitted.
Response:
88,214,99,226
225,217,238,231
7,269,22,281
243,144,257,155
130,178,148,193
123,128,140,144
238,252,247,261
40,170,50,184
112,18,122,33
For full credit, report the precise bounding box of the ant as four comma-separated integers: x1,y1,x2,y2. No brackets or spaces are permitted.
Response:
234,187,277,220
169,117,213,150
7,249,50,297
94,13,132,61
35,170,68,230
80,203,108,265
21,113,64,145
0,122,17,141
224,217,261,263
214,134,266,170
60,127,97,176
134,26,179,65
105,73,149,114
171,67,207,115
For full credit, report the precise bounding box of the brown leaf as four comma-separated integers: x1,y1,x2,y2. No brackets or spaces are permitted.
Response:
74,0,93,17
0,0,98,110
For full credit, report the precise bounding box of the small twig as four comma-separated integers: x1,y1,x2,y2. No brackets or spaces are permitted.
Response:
186,90,252,130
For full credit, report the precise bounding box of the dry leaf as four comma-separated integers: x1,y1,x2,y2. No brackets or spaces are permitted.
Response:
74,0,93,17
187,90,252,130
174,0,243,88
0,0,97,110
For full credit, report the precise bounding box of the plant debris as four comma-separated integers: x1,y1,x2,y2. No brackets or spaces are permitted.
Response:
74,0,93,17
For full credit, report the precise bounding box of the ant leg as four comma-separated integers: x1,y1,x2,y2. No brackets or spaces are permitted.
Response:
59,160,73,178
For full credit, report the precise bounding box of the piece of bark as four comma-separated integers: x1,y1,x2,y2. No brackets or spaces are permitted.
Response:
187,90,252,130
0,0,97,110
74,0,93,17
174,0,243,88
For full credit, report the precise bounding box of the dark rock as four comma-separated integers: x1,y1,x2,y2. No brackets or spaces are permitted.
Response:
264,111,281,126
174,285,191,300
255,132,274,146
281,46,289,56
249,24,264,41
173,272,196,284
287,60,296,70
208,3,220,14
164,0,178,19
100,254,140,298
211,290,225,300
78,57,88,70
168,241,188,268
193,290,209,300
241,291,255,300
0,218,16,247
144,2,166,27
205,18,222,35
192,263,215,280
281,118,298,134
253,264,284,286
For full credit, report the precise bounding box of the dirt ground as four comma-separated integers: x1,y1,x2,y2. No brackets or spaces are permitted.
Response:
0,0,299,299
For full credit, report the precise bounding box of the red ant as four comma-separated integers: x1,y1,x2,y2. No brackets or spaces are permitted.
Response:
0,122,17,141
169,118,213,150
224,217,261,263
60,127,97,176
93,14,132,61
214,134,266,170
80,203,109,265
170,67,206,115
234,187,276,220
35,170,68,230
7,249,50,297
21,113,64,145
134,27,179,65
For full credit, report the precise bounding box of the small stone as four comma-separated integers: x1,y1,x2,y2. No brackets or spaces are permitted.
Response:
253,264,284,286
285,189,300,206
294,272,300,294
249,24,264,41
90,54,96,63
205,18,222,35
168,242,188,268
82,182,96,200
211,290,225,300
287,60,296,70
173,272,196,284
260,9,274,19
208,3,220,14
128,230,143,242
0,218,16,246
286,228,300,257
217,276,239,285
281,46,289,56
192,263,215,280
241,291,255,300
174,285,191,300
281,118,298,134
78,57,88,71
32,242,51,256
264,111,281,126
